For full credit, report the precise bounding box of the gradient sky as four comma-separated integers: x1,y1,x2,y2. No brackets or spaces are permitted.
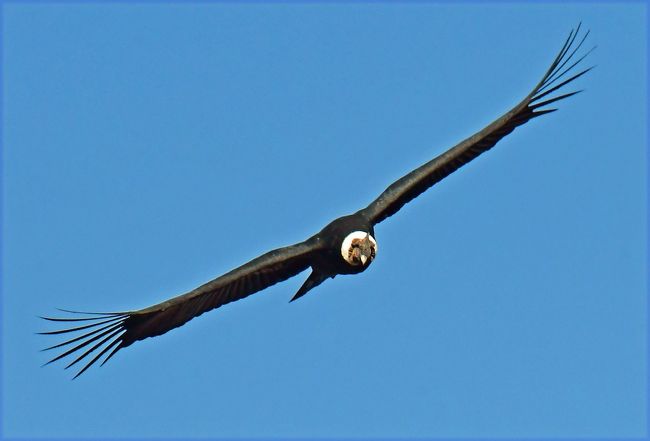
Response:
2,2,647,439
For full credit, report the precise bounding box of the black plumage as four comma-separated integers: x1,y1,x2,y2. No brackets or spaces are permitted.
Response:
41,24,594,378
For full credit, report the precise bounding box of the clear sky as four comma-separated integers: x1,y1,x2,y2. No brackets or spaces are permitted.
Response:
2,2,647,439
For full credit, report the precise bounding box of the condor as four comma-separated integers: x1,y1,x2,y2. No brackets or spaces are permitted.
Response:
41,25,594,378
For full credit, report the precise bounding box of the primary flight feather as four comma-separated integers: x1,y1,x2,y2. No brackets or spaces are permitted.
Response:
41,24,594,378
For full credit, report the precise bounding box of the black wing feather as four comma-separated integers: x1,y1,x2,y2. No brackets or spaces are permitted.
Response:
360,24,594,225
40,239,319,377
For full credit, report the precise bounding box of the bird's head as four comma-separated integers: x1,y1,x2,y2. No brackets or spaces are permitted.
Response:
341,231,377,267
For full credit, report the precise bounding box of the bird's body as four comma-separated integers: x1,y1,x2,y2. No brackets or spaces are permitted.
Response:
311,213,377,276
290,214,378,302
41,24,594,378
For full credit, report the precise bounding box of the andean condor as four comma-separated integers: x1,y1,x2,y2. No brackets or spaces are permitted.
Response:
41,24,594,378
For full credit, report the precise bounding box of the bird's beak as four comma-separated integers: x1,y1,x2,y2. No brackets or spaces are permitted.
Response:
360,255,368,265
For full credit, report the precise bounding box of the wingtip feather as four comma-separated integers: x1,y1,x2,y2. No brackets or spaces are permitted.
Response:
39,308,129,377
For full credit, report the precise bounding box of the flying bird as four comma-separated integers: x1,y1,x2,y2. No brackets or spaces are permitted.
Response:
41,25,594,378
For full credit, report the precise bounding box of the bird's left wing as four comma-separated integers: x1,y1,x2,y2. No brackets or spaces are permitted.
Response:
360,24,594,226
40,238,320,378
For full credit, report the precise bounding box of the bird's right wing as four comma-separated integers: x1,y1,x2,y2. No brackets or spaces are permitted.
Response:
360,24,594,226
40,237,321,378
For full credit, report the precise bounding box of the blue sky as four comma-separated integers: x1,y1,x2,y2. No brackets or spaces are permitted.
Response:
2,2,647,439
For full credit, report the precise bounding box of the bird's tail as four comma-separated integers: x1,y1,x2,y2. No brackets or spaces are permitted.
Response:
290,270,329,302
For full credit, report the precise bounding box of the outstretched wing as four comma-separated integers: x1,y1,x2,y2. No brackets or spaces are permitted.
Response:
40,239,319,378
360,24,594,226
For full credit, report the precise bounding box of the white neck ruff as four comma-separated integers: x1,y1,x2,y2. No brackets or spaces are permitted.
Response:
340,231,378,265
